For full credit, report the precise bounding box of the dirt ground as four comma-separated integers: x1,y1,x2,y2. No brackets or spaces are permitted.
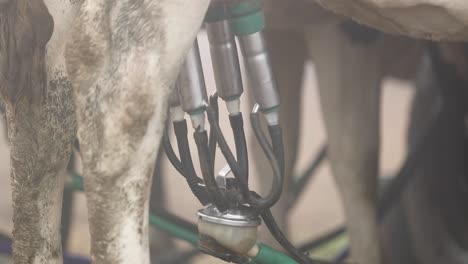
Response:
0,32,414,263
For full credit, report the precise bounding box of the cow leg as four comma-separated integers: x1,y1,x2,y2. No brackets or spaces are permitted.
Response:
5,79,75,264
250,28,306,246
5,83,75,264
0,1,80,263
305,23,384,264
65,1,209,263
5,76,75,264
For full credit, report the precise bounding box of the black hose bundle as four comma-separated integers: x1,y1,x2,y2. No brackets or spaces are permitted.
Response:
164,97,334,263
206,105,251,201
169,120,210,205
194,129,230,211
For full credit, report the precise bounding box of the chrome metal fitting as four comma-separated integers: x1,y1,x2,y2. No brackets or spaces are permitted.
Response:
238,31,280,112
206,19,244,102
178,40,208,115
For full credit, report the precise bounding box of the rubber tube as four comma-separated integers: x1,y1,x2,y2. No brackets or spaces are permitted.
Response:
163,129,185,175
247,111,283,210
194,130,230,211
267,124,284,176
173,120,210,205
251,243,298,264
230,113,249,182
208,94,220,171
206,105,251,201
261,209,334,264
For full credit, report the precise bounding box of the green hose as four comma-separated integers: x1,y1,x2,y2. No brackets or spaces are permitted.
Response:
148,214,198,245
251,244,298,264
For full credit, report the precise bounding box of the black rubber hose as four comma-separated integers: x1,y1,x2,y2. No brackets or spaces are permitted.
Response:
229,113,249,181
247,111,283,210
163,127,210,205
206,105,251,200
268,124,285,176
163,129,185,176
173,120,200,181
194,129,230,211
209,94,219,167
173,120,210,205
260,206,335,264
298,226,346,252
261,208,310,263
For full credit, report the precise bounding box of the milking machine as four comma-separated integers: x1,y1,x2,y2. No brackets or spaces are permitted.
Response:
163,1,331,263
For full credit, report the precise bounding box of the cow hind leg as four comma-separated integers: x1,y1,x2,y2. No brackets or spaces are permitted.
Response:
0,1,77,263
6,88,75,264
65,1,209,263
305,23,384,264
5,86,76,264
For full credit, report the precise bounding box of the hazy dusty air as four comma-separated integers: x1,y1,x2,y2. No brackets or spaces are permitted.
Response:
4,0,468,263
0,30,414,263
314,0,468,40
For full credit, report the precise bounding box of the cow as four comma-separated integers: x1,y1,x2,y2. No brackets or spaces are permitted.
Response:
252,2,422,264
1,0,467,263
251,1,468,264
313,0,468,41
